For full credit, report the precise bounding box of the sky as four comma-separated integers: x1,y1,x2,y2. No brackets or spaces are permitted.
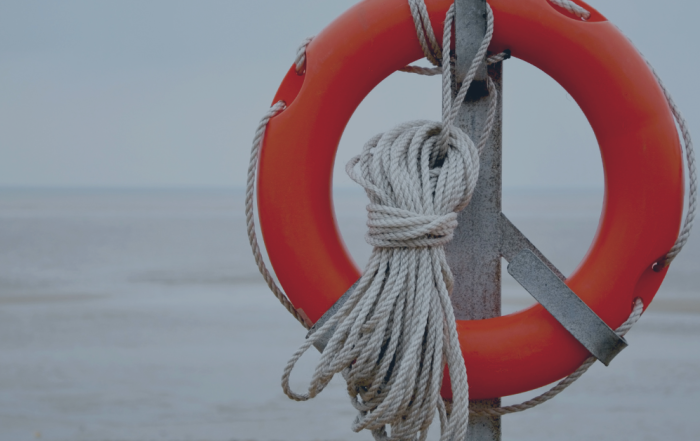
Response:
0,0,697,189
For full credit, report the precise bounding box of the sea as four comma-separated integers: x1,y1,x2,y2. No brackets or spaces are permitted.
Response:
0,187,698,441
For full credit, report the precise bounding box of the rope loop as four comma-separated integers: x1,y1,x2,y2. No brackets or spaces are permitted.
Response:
245,100,312,329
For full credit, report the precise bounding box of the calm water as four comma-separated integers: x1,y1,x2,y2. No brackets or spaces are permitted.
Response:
0,188,698,440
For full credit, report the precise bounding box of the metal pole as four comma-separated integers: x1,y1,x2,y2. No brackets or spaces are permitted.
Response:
445,0,502,439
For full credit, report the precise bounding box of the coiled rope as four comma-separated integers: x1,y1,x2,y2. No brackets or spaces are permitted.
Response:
245,0,696,437
280,6,495,441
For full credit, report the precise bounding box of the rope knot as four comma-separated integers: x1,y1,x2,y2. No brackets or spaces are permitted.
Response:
365,204,459,248
346,120,481,239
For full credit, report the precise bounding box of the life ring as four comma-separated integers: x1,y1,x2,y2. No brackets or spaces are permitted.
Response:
257,0,684,399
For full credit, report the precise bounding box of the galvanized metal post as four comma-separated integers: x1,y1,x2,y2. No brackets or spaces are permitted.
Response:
445,0,502,439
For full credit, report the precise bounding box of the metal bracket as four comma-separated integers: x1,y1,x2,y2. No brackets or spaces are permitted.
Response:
306,280,358,353
506,250,627,366
500,213,627,365
310,214,630,366
500,213,565,281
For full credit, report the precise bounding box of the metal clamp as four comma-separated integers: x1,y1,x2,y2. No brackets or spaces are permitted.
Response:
306,280,358,353
506,249,627,365
311,213,629,367
500,213,627,365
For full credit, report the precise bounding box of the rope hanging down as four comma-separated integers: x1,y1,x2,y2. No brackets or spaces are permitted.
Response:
245,101,308,329
280,5,495,441
245,0,696,437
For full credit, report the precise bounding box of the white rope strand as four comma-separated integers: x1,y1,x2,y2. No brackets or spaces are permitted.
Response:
549,0,591,20
245,101,311,330
399,50,508,77
648,64,697,265
399,65,443,76
486,50,511,65
407,0,443,67
294,37,313,74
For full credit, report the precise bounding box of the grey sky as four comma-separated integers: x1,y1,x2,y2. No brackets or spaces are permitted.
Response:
0,0,697,188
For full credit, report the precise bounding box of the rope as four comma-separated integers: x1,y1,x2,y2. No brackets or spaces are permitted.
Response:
245,101,310,330
294,36,313,74
549,0,591,20
280,5,499,441
399,51,510,77
648,64,697,266
470,298,644,417
406,0,443,67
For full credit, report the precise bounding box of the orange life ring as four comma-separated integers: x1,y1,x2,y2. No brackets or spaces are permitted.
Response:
257,0,684,400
